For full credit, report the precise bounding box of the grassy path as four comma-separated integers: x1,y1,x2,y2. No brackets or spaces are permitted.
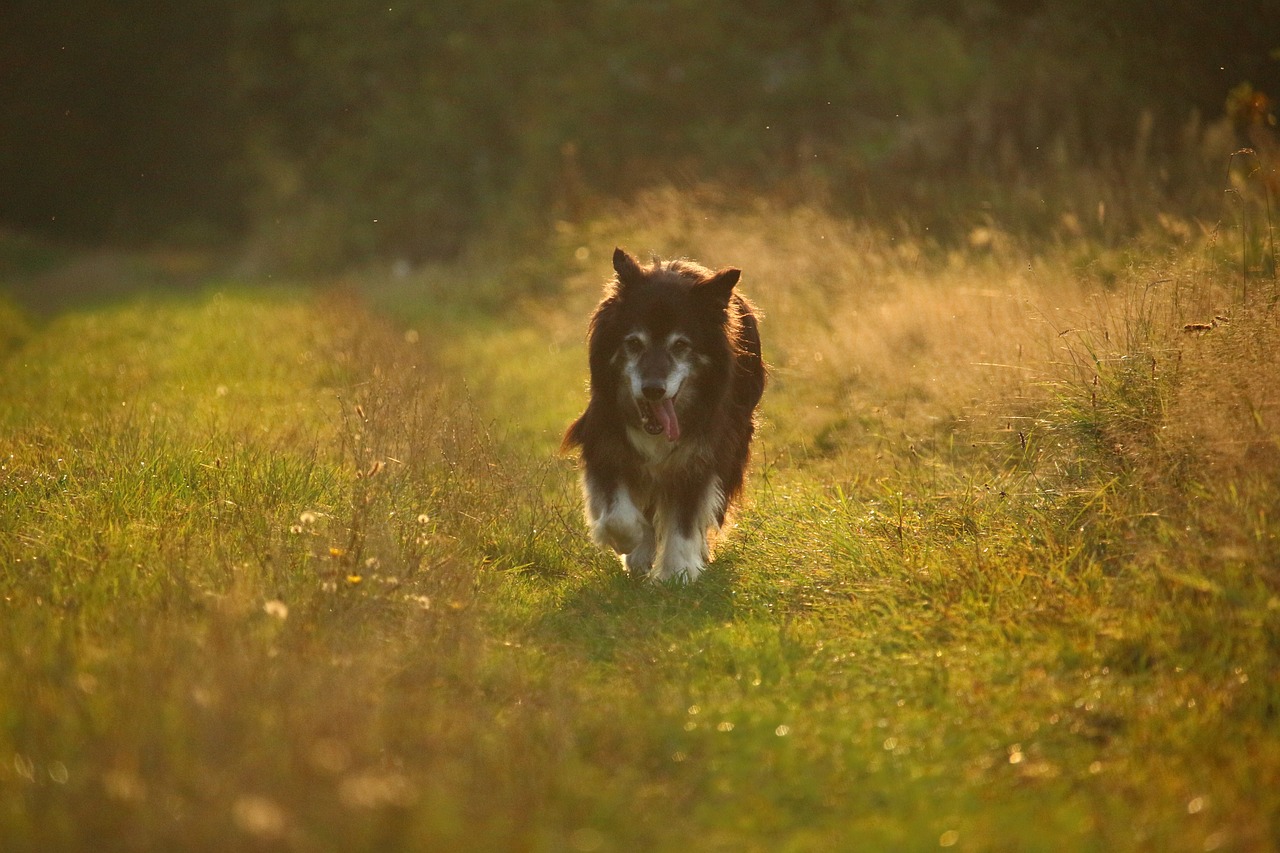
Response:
2,213,1279,850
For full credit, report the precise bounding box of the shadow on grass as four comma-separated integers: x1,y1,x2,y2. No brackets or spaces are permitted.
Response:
529,556,746,663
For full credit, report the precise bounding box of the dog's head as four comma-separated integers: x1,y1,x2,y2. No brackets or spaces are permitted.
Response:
590,248,741,443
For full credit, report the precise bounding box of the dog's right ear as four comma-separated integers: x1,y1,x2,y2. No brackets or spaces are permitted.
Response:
612,247,644,290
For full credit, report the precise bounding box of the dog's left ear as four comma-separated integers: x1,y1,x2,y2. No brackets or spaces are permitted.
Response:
694,267,741,310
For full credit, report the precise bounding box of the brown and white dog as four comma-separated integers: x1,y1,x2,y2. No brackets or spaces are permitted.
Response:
563,248,765,582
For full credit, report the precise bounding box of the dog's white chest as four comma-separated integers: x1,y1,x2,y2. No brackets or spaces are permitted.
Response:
627,426,681,467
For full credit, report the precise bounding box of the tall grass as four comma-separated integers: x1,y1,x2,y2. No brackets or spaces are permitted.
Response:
0,290,586,849
2,178,1278,850
379,185,1280,848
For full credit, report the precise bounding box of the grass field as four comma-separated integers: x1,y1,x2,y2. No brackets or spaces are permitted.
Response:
2,191,1278,851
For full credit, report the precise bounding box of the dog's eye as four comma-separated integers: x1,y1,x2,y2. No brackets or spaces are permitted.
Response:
669,338,691,356
623,336,645,356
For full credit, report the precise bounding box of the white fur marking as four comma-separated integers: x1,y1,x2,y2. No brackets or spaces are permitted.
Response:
626,426,679,464
586,481,650,556
623,360,691,404
652,477,725,583
620,330,694,403
655,527,707,583
624,525,657,576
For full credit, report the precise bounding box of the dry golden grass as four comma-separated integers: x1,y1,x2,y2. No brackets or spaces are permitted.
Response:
523,188,1099,462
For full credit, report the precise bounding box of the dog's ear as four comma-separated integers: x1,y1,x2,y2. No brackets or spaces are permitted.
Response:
612,247,645,290
694,267,741,310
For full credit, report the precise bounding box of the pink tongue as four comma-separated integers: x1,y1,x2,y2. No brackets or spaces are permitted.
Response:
654,398,680,442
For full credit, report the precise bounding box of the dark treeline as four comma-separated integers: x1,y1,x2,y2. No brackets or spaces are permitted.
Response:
3,0,1277,265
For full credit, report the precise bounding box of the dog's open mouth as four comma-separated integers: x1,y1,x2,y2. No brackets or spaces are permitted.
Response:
637,396,681,442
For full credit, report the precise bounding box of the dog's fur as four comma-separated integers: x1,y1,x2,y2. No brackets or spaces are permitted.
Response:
563,248,765,582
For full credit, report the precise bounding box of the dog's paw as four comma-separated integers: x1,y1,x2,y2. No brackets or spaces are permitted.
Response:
594,518,641,554
651,562,704,584
591,498,649,555
588,484,650,550
624,535,657,578
652,531,708,583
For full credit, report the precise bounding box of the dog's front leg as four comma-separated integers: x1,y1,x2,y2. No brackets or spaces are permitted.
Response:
654,527,708,583
623,524,657,578
652,478,723,583
585,475,652,558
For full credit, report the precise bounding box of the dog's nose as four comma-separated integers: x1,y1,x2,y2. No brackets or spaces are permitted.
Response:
642,384,666,401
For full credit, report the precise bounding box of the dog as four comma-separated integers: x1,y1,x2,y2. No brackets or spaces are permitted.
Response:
563,247,765,582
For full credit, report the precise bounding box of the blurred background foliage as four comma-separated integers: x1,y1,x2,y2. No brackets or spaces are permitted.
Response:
2,0,1277,268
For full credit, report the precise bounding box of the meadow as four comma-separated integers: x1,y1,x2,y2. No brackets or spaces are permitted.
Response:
1,188,1278,851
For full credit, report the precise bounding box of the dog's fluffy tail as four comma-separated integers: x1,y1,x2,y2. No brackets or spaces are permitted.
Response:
561,412,586,454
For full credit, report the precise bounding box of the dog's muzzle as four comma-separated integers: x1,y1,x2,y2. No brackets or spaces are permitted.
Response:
636,393,680,442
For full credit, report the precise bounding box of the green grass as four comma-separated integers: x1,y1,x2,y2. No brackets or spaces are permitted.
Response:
2,196,1278,851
